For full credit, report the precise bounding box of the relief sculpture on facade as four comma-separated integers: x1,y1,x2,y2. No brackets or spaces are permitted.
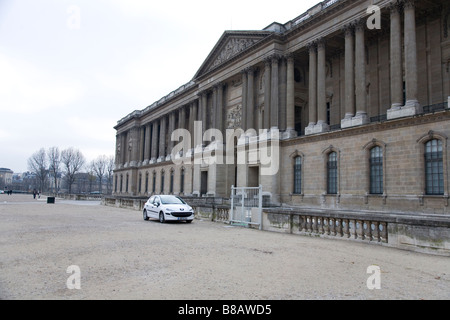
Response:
227,104,242,129
210,38,259,71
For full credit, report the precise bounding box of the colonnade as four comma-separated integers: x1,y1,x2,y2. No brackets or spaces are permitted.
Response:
116,0,423,168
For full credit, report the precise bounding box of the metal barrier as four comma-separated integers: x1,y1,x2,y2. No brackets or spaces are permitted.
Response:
230,185,263,230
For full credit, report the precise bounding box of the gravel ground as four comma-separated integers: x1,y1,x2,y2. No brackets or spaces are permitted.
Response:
0,194,449,300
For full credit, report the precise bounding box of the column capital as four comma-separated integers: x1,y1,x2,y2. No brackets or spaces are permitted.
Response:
388,1,401,15
353,18,365,32
285,52,295,63
198,90,208,97
246,66,256,75
403,0,415,10
270,53,281,63
316,38,326,50
307,41,317,53
343,23,354,37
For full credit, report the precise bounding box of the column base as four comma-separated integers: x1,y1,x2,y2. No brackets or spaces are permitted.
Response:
282,128,298,140
341,113,370,129
387,101,422,120
305,122,330,135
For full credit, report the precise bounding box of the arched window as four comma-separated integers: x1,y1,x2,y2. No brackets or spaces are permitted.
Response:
425,139,444,195
370,146,383,195
152,171,156,194
293,156,302,194
180,168,185,194
327,152,338,195
138,173,142,194
145,172,149,193
160,170,165,194
169,169,174,194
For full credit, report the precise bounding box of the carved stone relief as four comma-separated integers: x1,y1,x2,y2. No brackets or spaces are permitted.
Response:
227,104,242,129
210,38,259,71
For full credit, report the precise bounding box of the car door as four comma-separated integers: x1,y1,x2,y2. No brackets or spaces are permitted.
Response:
149,196,160,218
146,196,155,217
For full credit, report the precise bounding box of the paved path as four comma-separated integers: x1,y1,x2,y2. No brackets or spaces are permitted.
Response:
0,194,449,300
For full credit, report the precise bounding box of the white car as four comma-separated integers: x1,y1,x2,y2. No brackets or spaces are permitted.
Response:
143,195,194,223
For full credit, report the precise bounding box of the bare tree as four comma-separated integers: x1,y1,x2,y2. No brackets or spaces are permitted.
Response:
91,155,107,193
47,147,61,195
106,155,115,195
27,148,48,192
61,148,85,194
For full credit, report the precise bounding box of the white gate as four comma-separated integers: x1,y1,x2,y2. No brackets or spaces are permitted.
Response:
230,185,263,230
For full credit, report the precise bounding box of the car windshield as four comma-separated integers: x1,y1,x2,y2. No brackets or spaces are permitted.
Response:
160,195,186,205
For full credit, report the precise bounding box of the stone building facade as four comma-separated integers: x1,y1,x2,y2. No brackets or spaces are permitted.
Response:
114,0,450,215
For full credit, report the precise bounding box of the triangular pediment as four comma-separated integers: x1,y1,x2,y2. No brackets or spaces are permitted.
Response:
194,31,272,79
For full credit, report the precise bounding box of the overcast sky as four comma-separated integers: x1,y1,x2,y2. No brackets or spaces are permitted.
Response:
0,0,318,173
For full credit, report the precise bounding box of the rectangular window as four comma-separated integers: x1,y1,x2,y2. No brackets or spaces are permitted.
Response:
327,152,338,195
425,140,444,195
370,147,383,195
293,157,302,194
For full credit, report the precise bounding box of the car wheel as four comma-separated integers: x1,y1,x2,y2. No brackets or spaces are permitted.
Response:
143,209,149,221
159,211,165,223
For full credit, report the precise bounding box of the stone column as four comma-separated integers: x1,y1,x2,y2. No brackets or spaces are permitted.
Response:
264,59,271,131
247,67,255,132
139,125,145,164
191,100,201,148
270,55,279,129
188,102,195,135
241,71,248,131
201,92,208,135
388,0,422,120
354,20,369,125
167,112,175,160
143,124,151,164
404,0,420,110
121,132,127,165
316,39,329,132
285,53,297,137
344,24,355,120
129,127,140,167
151,120,158,163
158,116,166,162
306,43,317,135
179,106,186,131
216,83,224,135
279,58,287,131
389,2,403,109
212,86,218,130
115,134,121,167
